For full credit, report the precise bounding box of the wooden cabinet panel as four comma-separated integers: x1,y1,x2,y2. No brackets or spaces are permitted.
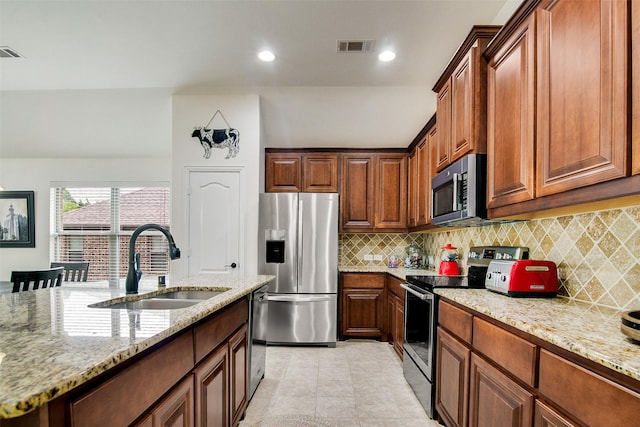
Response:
302,154,339,192
194,298,248,364
436,80,452,171
416,137,429,225
538,349,640,426
534,400,577,427
438,300,473,345
536,0,628,196
193,341,229,427
145,376,194,427
487,14,536,208
341,288,385,338
69,332,194,427
407,149,417,227
633,0,640,175
469,353,534,427
472,317,537,387
265,153,302,192
229,325,248,427
436,327,470,427
375,154,407,229
340,154,375,230
392,294,404,358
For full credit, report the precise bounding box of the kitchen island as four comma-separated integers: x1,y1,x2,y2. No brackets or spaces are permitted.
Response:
0,274,274,425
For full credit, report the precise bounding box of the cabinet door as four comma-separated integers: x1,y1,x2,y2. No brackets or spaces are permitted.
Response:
392,294,404,358
407,149,418,228
487,14,536,208
633,0,640,175
340,154,375,231
147,377,194,427
436,80,452,171
534,400,577,427
375,154,407,230
469,353,534,427
536,0,628,196
451,50,473,162
302,153,339,192
436,328,470,427
193,343,229,427
416,137,429,225
265,153,302,192
386,292,396,345
341,288,385,338
229,324,248,427
428,126,438,222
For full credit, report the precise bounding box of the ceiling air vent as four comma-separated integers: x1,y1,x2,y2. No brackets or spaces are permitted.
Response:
0,47,22,58
337,40,375,53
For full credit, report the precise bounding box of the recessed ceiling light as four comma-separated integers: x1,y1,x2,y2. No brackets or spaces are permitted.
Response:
378,50,396,62
258,50,275,62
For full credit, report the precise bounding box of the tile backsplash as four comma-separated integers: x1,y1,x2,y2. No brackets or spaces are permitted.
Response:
340,204,640,310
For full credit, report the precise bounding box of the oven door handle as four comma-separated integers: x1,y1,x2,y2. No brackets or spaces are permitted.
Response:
401,283,433,301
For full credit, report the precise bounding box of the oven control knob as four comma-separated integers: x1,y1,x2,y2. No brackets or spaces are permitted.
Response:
501,274,507,282
486,272,493,280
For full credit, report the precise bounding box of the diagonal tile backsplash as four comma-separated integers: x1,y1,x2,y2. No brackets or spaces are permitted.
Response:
340,204,640,310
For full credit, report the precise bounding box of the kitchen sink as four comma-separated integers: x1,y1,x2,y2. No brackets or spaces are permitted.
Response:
90,288,232,310
153,290,229,300
97,299,200,310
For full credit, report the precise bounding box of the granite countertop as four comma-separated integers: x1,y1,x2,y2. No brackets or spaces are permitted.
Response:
435,289,640,383
0,274,274,419
339,265,439,281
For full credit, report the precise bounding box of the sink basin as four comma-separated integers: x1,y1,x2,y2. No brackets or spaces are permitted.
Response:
98,298,200,310
153,290,228,300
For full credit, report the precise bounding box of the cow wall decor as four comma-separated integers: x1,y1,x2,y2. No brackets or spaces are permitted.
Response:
191,127,240,159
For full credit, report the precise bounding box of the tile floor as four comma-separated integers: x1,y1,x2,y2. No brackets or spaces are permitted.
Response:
239,340,444,427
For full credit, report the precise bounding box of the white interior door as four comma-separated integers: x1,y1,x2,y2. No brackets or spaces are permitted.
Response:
187,169,242,276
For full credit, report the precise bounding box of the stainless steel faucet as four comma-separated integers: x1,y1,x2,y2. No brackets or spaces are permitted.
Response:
125,223,181,294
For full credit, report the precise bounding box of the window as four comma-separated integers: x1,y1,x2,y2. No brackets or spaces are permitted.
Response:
50,185,171,284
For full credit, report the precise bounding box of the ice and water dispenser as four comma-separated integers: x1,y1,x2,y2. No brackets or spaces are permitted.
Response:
265,230,285,263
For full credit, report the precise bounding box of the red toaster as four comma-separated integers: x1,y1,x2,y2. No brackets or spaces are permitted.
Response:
485,260,558,297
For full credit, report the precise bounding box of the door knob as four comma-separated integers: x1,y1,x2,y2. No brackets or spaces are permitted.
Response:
225,262,237,269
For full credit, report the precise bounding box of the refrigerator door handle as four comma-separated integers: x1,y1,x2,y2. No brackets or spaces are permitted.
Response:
267,295,334,303
297,198,303,284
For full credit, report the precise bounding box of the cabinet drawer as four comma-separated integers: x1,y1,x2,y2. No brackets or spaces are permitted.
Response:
472,317,537,387
386,274,405,300
194,298,248,363
539,349,640,426
438,300,472,344
69,331,194,427
341,273,385,289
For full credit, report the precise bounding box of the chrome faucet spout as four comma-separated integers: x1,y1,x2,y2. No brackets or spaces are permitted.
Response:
125,223,181,294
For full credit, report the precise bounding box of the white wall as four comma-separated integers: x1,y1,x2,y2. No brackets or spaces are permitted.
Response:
171,94,261,278
0,157,169,280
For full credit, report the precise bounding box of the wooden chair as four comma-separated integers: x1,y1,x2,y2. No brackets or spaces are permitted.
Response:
50,262,90,282
11,267,65,292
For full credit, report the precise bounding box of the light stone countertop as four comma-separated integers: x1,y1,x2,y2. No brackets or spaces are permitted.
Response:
435,289,640,383
0,274,275,419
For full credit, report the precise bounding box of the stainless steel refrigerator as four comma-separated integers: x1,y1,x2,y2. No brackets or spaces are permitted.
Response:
258,192,338,346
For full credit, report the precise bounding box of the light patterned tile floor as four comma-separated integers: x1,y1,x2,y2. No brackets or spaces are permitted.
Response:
239,340,444,427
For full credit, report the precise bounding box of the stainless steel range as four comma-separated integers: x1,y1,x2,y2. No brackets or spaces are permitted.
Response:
401,246,529,418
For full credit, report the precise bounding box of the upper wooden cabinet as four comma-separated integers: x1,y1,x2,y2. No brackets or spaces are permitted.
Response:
433,26,501,172
341,152,407,232
265,152,338,193
535,0,628,196
408,120,436,230
486,14,536,209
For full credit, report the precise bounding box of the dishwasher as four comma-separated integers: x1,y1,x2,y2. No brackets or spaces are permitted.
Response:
248,284,268,399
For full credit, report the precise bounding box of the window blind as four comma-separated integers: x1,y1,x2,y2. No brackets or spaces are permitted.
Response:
50,185,171,285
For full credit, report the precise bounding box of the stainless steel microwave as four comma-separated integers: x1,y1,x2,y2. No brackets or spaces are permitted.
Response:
431,153,487,226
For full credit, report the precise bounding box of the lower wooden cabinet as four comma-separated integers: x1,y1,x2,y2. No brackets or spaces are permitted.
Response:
533,401,576,427
436,327,470,427
386,292,404,358
339,273,386,339
229,325,248,426
468,353,534,427
137,376,195,427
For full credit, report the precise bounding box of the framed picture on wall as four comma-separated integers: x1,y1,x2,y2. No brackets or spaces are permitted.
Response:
0,191,35,248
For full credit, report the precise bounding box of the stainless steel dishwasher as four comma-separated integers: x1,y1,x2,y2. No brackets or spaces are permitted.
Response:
248,284,268,399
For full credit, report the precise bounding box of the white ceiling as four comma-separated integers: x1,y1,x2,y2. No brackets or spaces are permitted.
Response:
0,0,522,154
